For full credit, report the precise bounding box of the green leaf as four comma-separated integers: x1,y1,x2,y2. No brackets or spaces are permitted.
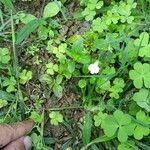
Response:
0,48,11,64
53,84,63,98
129,62,150,89
102,110,133,142
43,1,61,18
0,0,15,11
102,115,118,137
82,112,92,145
0,99,8,109
133,111,150,140
19,69,32,84
81,135,115,150
94,111,107,127
16,18,44,44
30,111,43,123
134,32,149,47
78,79,87,88
19,13,37,24
3,77,16,92
133,89,150,112
0,90,15,101
49,111,63,126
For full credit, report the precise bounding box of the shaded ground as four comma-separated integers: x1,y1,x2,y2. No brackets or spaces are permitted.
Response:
14,0,90,149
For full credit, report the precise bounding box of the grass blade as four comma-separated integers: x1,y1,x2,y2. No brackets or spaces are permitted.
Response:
16,18,44,44
82,111,92,145
0,0,15,11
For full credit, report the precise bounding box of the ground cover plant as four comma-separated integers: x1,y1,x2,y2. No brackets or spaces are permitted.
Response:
0,0,150,149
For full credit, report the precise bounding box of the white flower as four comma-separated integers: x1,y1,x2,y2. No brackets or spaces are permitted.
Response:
88,61,100,74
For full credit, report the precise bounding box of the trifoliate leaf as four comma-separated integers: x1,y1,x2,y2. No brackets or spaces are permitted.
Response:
129,62,150,88
133,89,150,112
133,111,150,140
49,111,63,126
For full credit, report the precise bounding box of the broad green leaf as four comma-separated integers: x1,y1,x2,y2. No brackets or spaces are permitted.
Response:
53,84,63,98
19,13,37,24
133,89,150,112
0,99,8,109
102,115,118,137
129,62,150,89
133,111,150,140
0,90,15,101
0,0,15,11
16,18,44,44
43,2,61,18
134,32,149,47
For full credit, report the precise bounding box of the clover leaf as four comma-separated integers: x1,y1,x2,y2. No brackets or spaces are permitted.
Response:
96,77,111,93
109,78,125,99
118,140,138,150
0,99,8,109
0,48,11,64
81,0,103,21
133,111,150,140
3,76,16,93
49,111,63,126
133,88,150,112
102,110,134,142
19,69,32,84
134,32,150,58
52,43,67,61
46,63,58,75
94,111,107,127
129,62,150,89
92,17,107,33
105,11,120,25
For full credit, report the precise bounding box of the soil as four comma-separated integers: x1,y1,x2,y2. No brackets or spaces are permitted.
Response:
13,0,90,149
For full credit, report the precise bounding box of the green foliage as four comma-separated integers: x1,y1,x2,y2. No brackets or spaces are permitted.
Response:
82,112,92,145
133,111,150,140
18,13,37,24
133,89,150,112
0,99,8,109
30,111,43,123
134,32,150,58
78,79,87,89
94,111,107,127
3,76,16,92
91,0,137,33
118,141,139,150
109,78,125,99
49,111,63,126
19,69,32,84
129,62,150,89
101,110,134,142
46,63,58,75
0,48,11,64
1,0,150,149
43,1,61,18
81,0,103,21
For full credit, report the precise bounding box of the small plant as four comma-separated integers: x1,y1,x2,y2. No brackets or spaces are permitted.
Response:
0,48,11,64
129,62,150,89
3,76,16,92
19,69,32,84
49,111,63,126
